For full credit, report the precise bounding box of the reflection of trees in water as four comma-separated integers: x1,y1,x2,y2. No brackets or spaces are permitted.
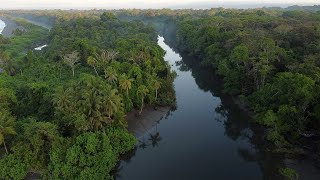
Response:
149,132,162,147
117,35,286,179
215,103,251,141
216,102,285,179
176,60,191,72
138,108,171,149
171,40,286,179
112,165,123,179
166,107,176,118
139,135,147,149
114,147,138,179
137,123,163,149
238,148,257,162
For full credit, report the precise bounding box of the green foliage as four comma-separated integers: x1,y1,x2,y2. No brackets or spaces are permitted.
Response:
251,72,318,139
54,74,123,132
21,120,60,169
46,129,135,179
0,87,17,110
0,110,17,154
0,153,30,180
279,167,299,180
175,9,320,154
106,128,137,155
0,13,174,179
2,18,49,59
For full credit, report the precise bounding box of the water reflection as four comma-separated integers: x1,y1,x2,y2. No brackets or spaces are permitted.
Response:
175,48,286,179
137,124,163,149
117,36,283,179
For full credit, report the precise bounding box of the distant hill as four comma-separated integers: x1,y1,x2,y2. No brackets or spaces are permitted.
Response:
266,5,320,11
167,2,320,10
286,5,320,11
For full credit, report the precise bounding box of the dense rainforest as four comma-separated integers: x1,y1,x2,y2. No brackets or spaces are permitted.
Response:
173,9,320,155
94,7,320,157
1,6,320,179
0,12,175,179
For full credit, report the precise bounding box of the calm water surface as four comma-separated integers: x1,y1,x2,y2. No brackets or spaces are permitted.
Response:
117,36,286,179
0,19,5,34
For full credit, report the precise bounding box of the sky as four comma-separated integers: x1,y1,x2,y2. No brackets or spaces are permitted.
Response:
0,0,319,9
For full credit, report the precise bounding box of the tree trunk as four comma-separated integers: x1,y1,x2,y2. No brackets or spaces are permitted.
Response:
261,75,266,88
139,97,144,114
93,65,98,76
126,88,129,96
72,68,75,77
104,68,108,79
3,140,8,154
155,89,158,99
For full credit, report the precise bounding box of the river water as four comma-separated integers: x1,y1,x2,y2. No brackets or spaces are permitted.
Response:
0,19,5,34
117,36,289,179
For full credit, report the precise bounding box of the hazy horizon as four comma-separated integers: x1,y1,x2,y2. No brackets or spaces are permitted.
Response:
0,0,319,10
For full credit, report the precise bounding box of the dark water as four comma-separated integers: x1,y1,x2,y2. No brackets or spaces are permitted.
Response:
117,36,287,180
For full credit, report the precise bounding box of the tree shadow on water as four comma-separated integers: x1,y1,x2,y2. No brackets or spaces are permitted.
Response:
148,132,162,147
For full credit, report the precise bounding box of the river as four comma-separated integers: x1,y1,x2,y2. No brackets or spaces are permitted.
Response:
2,15,319,179
0,19,5,34
116,36,290,179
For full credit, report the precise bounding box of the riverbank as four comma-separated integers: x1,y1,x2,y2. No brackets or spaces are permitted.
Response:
127,106,171,137
0,16,22,37
156,32,320,179
118,35,270,179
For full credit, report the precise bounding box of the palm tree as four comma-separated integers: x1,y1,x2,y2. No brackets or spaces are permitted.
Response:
154,80,161,100
137,85,149,114
105,67,118,84
107,50,119,61
0,52,15,76
94,51,109,74
119,74,134,96
99,50,110,64
104,89,122,120
96,49,118,64
81,88,100,116
63,51,80,77
53,87,74,112
79,86,112,130
90,111,108,131
0,110,16,154
87,56,99,76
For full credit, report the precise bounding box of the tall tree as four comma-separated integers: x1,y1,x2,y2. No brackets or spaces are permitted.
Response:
105,67,118,84
95,50,119,78
0,52,15,76
119,74,134,96
63,51,80,77
104,89,122,120
137,85,149,114
0,110,16,154
154,80,161,100
87,56,99,76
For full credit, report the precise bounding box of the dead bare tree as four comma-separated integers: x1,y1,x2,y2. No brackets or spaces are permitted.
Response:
63,51,80,77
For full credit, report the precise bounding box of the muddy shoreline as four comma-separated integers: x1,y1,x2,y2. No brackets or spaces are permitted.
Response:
127,106,171,138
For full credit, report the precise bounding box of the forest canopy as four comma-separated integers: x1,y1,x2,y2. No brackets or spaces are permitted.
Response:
174,9,320,153
1,6,320,179
0,12,175,179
